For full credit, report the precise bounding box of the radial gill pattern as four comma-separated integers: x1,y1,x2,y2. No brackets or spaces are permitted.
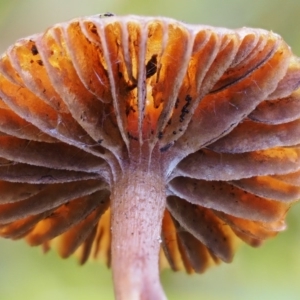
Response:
0,15,300,273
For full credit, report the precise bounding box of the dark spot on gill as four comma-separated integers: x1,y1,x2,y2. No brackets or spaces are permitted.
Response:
90,25,98,34
146,54,158,79
179,95,192,122
185,94,192,103
127,132,138,141
127,83,137,91
126,105,137,116
160,143,173,152
37,60,44,66
31,44,38,55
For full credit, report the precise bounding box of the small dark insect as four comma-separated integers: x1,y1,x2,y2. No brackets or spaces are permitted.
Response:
146,54,158,78
31,44,38,55
99,12,115,18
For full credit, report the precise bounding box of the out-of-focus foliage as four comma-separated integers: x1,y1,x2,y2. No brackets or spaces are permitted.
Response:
0,0,300,299
2,0,300,55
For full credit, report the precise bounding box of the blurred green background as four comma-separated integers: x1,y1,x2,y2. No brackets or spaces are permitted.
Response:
1,0,300,299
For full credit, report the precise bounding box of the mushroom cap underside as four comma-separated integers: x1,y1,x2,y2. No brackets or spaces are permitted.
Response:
0,15,300,274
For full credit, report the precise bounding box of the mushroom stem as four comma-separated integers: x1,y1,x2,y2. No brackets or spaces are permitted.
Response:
111,157,167,300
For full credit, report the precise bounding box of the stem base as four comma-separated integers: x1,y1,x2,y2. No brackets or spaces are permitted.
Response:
111,161,167,300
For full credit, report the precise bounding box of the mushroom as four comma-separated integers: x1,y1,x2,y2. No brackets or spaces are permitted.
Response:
0,14,300,300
